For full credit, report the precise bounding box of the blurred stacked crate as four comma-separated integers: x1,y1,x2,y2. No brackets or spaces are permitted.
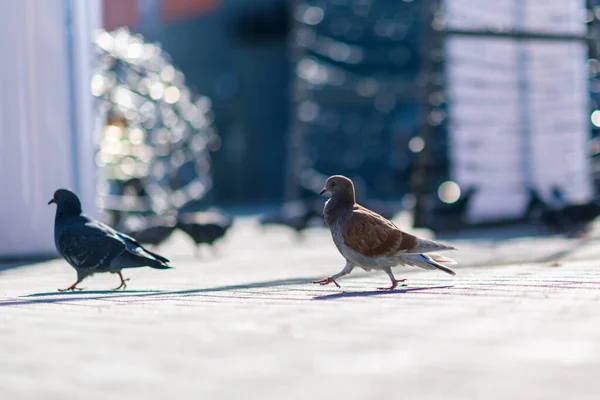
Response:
288,0,437,200
434,0,593,229
587,0,600,194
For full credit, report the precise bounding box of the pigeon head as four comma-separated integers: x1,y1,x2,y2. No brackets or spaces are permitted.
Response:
320,175,355,203
48,189,82,215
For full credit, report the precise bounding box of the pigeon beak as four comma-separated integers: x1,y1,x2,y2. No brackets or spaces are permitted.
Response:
319,188,327,196
48,199,55,205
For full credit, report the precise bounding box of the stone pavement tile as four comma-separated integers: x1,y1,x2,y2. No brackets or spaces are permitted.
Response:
1,219,600,399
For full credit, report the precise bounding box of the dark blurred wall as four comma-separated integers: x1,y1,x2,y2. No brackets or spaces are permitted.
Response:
104,0,292,205
289,0,431,200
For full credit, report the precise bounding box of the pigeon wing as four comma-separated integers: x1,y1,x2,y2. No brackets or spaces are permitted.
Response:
57,219,126,270
342,205,454,258
115,230,170,264
87,216,170,264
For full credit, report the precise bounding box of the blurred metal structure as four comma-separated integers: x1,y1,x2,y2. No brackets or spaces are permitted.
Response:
587,0,600,193
92,28,219,225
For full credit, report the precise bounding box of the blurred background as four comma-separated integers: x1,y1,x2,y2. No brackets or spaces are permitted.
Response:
2,0,600,258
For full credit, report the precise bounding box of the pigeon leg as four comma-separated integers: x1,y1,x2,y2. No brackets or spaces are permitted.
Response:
58,280,84,292
378,267,406,290
313,277,341,288
313,261,354,288
113,271,130,290
58,270,89,291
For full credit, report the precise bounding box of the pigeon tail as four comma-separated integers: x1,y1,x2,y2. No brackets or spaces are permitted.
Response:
400,253,456,276
141,247,170,264
116,232,171,265
427,253,457,265
407,237,456,254
109,250,172,270
148,263,172,270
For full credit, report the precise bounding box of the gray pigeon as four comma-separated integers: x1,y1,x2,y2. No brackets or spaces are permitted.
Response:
49,189,172,291
314,175,457,290
176,210,234,257
119,213,177,247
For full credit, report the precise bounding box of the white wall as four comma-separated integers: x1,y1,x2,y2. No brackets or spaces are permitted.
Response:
0,0,101,257
444,0,592,222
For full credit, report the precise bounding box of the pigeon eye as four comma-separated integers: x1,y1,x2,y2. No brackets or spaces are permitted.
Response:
330,182,336,188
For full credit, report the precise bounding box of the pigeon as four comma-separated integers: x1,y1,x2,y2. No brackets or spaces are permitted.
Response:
259,200,322,238
525,187,547,220
541,202,600,236
314,175,457,290
526,188,600,236
550,186,567,209
119,213,177,247
435,186,477,217
49,189,171,291
176,210,234,256
432,186,477,231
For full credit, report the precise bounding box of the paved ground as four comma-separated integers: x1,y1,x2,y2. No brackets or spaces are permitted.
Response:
2,217,600,399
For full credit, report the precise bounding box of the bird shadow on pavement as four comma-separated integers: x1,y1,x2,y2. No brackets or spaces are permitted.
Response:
3,277,449,307
312,285,454,300
26,290,164,297
1,277,322,307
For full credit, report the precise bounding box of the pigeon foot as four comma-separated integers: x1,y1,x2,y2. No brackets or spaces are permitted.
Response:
378,279,407,291
113,272,130,290
58,284,84,292
113,279,130,290
313,277,341,288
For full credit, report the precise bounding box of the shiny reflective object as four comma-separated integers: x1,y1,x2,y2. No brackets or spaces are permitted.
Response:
92,28,218,219
438,181,462,204
592,110,600,127
408,136,425,153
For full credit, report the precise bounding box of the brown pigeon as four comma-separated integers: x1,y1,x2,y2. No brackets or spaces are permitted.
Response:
314,175,457,290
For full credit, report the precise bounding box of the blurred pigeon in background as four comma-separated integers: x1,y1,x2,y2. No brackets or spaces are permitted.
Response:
541,201,600,237
550,186,567,209
314,175,457,290
119,213,177,248
432,185,478,231
49,189,171,291
176,209,234,256
259,200,322,238
527,187,600,237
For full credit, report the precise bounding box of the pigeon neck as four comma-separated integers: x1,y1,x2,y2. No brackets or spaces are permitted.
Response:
333,188,355,206
55,205,82,222
324,190,355,226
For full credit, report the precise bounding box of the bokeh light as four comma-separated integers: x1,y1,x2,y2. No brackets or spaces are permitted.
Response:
408,136,425,153
591,110,600,127
438,181,461,204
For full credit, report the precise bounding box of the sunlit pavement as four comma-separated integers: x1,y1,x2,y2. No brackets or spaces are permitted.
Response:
2,217,600,399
